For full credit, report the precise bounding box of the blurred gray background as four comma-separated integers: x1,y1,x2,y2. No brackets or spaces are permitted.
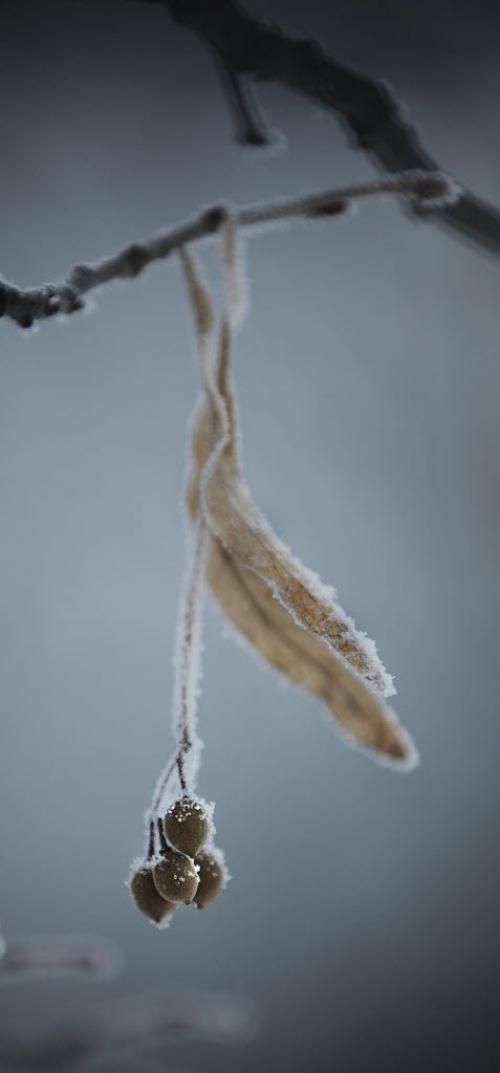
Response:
0,1,499,1070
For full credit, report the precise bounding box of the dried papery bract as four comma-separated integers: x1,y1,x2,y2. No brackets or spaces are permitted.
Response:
184,217,417,767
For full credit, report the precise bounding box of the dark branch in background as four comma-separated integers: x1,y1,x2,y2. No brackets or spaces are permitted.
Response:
141,0,500,261
213,54,273,146
2,0,497,331
0,172,453,329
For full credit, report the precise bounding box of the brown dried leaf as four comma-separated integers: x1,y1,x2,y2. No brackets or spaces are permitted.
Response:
180,221,417,768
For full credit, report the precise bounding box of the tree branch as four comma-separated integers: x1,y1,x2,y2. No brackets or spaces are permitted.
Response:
212,54,273,146
151,0,500,261
0,170,453,329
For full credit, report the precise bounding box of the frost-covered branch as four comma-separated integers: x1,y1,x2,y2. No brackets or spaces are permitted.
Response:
0,170,452,330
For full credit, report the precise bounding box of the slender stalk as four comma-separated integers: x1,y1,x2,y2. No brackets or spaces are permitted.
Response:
148,516,208,826
171,514,208,795
156,816,169,855
213,54,272,146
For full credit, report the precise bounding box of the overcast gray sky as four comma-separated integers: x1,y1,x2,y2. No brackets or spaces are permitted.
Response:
0,2,499,1071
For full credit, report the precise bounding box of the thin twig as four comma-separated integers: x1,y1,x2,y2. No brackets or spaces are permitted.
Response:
213,52,272,146
0,169,452,330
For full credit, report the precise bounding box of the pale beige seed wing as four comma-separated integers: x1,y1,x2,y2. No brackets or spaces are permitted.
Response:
203,452,391,691
187,398,415,766
200,219,394,697
207,533,413,763
182,227,417,766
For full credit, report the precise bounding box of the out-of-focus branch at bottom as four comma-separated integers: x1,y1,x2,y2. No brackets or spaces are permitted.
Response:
0,933,121,984
0,989,258,1071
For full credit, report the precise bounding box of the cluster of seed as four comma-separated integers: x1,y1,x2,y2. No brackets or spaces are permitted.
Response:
129,797,228,927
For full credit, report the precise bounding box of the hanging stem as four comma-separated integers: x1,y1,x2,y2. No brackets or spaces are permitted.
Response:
140,243,217,865
147,818,156,861
139,217,239,869
156,816,170,856
148,515,208,824
172,514,208,795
